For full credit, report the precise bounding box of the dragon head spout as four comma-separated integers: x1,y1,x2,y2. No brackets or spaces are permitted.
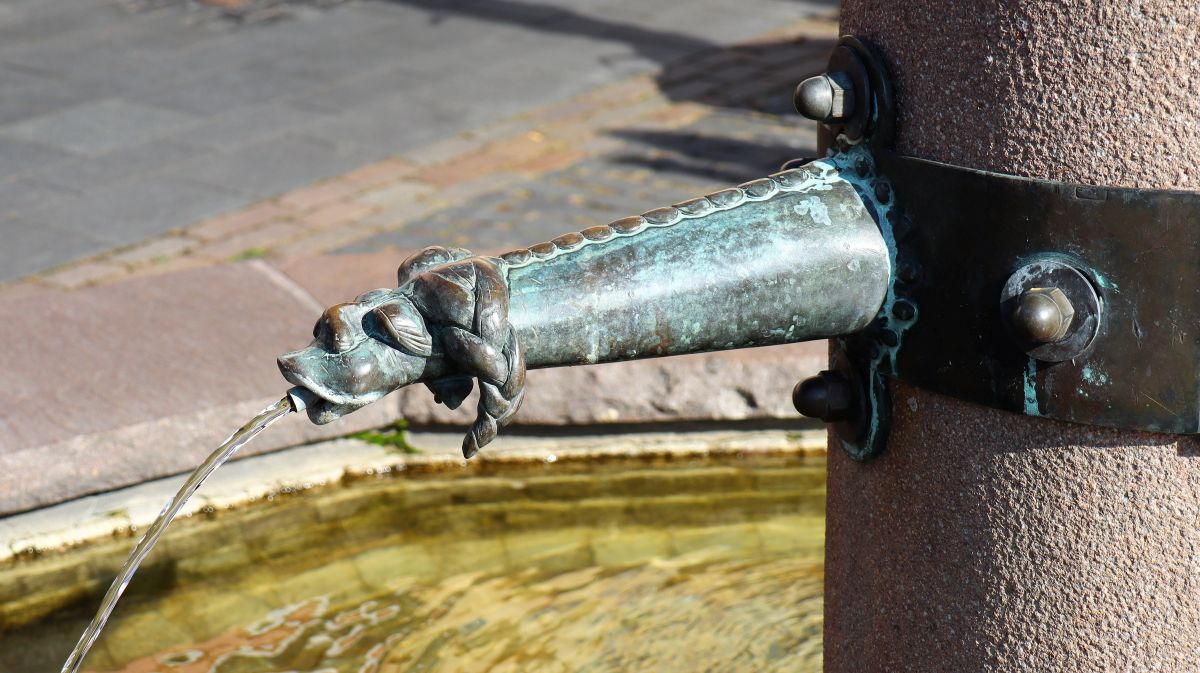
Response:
278,291,436,424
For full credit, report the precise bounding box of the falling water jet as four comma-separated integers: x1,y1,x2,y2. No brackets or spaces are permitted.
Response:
59,388,313,673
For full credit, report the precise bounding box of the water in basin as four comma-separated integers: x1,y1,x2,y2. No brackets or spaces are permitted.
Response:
5,448,826,673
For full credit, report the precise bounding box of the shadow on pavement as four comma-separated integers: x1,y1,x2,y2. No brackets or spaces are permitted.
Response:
379,0,836,109
379,0,834,183
605,128,815,185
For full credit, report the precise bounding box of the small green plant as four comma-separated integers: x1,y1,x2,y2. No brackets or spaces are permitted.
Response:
349,418,420,454
230,246,269,261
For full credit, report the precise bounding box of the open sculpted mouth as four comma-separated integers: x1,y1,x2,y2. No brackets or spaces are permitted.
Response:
277,346,377,424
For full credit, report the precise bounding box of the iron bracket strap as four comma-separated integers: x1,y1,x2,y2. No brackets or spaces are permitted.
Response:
878,152,1200,435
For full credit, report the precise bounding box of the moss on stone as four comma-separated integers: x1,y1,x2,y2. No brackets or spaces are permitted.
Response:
348,419,420,454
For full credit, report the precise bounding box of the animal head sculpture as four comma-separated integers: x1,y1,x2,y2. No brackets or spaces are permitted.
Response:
278,290,436,424
278,247,526,457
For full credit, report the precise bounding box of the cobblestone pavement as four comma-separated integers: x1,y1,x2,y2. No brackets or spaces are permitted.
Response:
15,12,837,289
344,106,819,255
0,0,832,283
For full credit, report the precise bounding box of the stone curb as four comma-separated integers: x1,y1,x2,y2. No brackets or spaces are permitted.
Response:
0,428,827,565
0,431,826,640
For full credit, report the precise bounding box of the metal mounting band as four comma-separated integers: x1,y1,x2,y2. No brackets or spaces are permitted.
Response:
879,152,1200,434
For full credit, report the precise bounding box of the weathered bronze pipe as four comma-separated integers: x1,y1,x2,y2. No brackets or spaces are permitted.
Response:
279,147,893,456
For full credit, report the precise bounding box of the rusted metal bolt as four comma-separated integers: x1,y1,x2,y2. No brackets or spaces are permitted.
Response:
793,370,856,422
1013,287,1075,344
794,72,855,123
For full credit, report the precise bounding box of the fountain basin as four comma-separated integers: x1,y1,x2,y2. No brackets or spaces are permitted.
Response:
1,428,826,672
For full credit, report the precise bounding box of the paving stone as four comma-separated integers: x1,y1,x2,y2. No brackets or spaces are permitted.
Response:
293,200,377,230
189,201,292,242
404,135,490,169
168,100,333,152
0,2,129,49
512,148,588,174
350,197,442,235
192,220,301,260
109,235,195,266
32,174,248,248
0,136,75,181
355,180,433,208
131,60,327,117
295,92,460,157
286,63,435,116
0,98,199,156
38,259,126,289
0,264,401,515
121,253,212,280
0,215,111,282
0,73,101,128
274,251,400,306
266,225,377,259
277,179,362,212
421,170,525,206
0,176,78,219
340,158,419,188
166,134,367,200
22,137,209,194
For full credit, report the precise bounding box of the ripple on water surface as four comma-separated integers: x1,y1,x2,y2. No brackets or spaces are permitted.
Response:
15,454,826,673
120,541,821,673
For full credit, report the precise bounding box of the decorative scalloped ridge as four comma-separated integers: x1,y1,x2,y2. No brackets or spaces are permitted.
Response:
497,159,847,270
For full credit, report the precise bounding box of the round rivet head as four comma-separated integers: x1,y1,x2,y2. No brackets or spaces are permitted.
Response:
1013,287,1074,344
793,370,856,422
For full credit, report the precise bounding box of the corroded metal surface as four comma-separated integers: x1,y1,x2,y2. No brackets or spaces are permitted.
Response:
279,151,890,456
879,152,1200,434
506,155,889,367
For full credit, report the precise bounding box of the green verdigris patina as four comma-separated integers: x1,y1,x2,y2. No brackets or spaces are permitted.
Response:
279,148,892,456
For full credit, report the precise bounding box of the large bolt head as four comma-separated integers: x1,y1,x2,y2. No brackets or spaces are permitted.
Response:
794,73,855,123
1001,260,1101,363
1013,287,1075,344
793,370,856,422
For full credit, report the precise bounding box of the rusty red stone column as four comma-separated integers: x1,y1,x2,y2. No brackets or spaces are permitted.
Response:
825,2,1200,671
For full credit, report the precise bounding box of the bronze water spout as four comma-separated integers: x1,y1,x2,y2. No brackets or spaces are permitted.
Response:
279,146,896,457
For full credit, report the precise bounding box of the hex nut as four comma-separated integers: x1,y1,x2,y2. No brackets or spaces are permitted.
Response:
1013,287,1075,344
793,370,856,422
794,72,856,123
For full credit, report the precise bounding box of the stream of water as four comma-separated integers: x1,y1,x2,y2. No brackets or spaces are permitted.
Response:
59,397,295,673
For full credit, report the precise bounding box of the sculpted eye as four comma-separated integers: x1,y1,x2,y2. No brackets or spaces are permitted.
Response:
367,301,433,356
